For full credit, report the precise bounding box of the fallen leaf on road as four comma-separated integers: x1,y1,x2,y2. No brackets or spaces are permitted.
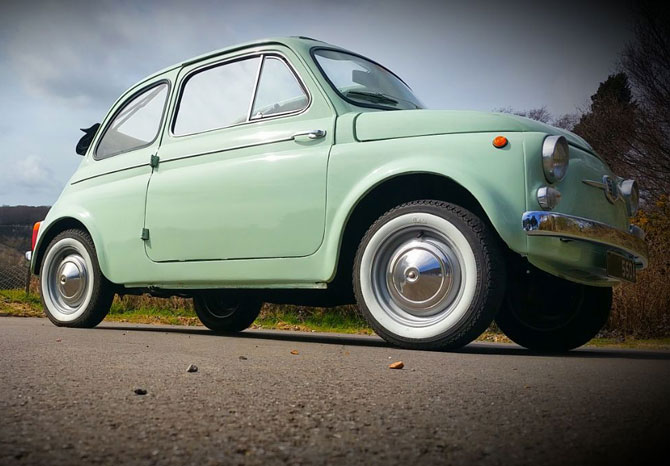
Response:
290,350,299,355
389,361,404,369
239,356,248,361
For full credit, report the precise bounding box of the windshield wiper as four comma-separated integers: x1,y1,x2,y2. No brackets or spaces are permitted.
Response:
344,90,399,106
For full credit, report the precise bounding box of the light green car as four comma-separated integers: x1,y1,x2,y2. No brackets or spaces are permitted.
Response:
28,37,648,352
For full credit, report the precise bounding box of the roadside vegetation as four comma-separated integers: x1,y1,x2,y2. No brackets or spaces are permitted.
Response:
3,289,670,349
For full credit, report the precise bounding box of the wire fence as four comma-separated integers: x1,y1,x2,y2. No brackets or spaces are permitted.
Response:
0,241,32,295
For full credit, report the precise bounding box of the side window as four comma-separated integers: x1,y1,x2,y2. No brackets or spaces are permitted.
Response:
251,57,308,119
173,57,260,136
96,83,168,159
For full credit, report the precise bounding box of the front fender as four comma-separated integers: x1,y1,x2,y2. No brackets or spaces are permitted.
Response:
322,132,529,267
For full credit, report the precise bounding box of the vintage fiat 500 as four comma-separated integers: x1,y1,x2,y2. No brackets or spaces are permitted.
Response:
28,36,647,352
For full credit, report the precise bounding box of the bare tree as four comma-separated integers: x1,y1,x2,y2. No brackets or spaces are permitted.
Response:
553,113,579,131
620,0,670,195
496,106,554,124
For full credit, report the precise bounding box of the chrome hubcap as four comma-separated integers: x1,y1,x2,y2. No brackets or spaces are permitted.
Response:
56,255,88,306
387,239,459,316
371,226,464,325
45,249,91,315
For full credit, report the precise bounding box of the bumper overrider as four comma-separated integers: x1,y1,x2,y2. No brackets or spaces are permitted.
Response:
522,211,649,268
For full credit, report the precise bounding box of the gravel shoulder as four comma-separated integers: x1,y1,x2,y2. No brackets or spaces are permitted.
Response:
1,317,669,465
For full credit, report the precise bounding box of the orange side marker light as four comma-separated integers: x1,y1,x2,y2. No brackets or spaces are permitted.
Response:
492,136,508,148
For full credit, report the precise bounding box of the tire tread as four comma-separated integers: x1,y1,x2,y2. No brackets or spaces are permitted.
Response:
353,200,505,350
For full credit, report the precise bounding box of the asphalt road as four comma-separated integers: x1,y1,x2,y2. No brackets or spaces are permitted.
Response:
1,317,669,466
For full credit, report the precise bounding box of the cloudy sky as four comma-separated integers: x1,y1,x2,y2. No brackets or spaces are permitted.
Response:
0,0,633,206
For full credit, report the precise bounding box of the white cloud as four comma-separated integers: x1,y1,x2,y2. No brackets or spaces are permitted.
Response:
0,155,60,194
0,0,633,206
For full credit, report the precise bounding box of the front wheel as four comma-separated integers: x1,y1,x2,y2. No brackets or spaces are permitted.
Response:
193,292,262,332
495,264,612,352
353,200,505,350
40,229,114,328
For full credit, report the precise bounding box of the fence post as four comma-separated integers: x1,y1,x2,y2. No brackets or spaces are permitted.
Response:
25,263,31,296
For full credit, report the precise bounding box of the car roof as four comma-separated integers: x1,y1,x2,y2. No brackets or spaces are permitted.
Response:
181,36,334,66
135,36,337,88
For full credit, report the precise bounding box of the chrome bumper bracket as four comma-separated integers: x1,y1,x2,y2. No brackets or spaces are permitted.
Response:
522,211,648,268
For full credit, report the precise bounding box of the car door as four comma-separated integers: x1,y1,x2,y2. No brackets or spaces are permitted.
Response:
143,47,335,262
66,77,173,281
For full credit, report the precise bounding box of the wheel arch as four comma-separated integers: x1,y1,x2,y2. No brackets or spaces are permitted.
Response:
32,216,108,278
326,171,506,302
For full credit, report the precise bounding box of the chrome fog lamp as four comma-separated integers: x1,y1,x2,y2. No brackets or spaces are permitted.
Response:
619,179,639,216
537,186,561,210
542,135,569,183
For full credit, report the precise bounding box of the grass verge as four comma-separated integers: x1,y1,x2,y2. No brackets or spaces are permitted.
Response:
2,289,669,349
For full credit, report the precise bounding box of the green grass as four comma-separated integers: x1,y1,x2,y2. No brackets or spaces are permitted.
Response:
2,289,669,349
0,290,372,333
107,304,201,326
0,289,42,317
255,304,373,334
587,337,670,350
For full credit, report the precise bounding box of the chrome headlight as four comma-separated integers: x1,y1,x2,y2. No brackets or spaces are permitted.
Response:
542,135,569,183
619,179,639,216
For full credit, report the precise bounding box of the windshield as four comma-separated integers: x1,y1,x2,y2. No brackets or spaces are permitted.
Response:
313,49,424,110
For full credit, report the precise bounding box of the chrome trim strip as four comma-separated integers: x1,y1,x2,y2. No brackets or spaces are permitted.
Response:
75,128,324,178
71,162,150,185
157,134,299,165
522,211,648,268
582,179,606,189
247,55,265,121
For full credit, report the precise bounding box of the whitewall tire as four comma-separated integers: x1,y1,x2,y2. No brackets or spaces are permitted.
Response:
40,229,113,328
353,200,505,350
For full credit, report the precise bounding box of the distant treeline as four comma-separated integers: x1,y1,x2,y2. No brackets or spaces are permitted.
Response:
0,206,51,226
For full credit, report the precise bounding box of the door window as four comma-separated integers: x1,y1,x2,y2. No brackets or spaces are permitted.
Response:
251,57,308,119
173,57,260,136
96,83,168,159
173,54,309,137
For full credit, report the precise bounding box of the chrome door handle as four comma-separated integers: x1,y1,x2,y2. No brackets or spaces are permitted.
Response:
292,129,326,140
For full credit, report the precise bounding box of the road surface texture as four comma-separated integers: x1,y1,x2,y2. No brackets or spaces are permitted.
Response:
1,317,669,466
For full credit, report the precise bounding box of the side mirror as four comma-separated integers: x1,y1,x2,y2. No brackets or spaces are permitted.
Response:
76,123,100,156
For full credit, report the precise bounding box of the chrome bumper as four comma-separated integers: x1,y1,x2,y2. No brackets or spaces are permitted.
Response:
522,211,649,268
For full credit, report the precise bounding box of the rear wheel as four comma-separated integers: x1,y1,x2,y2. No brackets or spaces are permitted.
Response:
194,292,262,332
353,200,505,350
40,229,114,328
495,264,612,352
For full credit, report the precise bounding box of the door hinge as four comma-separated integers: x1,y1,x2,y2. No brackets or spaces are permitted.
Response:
141,228,150,241
150,154,160,168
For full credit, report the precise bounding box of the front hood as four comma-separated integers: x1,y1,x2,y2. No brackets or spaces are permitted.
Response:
354,109,594,154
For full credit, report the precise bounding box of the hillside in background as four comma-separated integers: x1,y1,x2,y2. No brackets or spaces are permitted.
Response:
0,205,51,226
0,206,51,265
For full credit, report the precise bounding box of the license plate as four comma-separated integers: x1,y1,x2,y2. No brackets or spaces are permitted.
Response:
607,251,636,283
